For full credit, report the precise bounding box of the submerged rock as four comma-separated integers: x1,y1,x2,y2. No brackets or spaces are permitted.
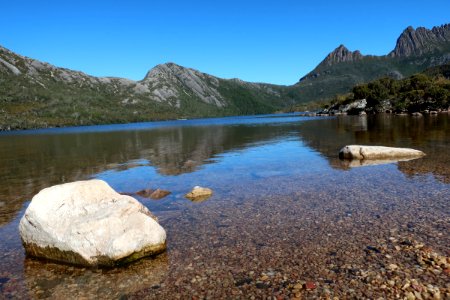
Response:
149,189,171,200
185,186,213,202
19,180,166,267
136,188,171,200
136,188,154,198
339,145,425,160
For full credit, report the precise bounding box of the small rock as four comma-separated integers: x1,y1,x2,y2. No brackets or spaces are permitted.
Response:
406,291,416,300
305,281,316,290
185,186,213,202
412,284,423,292
414,291,423,300
136,189,154,198
149,189,171,200
388,264,398,271
432,291,441,300
366,246,381,253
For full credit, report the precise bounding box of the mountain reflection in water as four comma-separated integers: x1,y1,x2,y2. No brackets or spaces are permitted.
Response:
297,114,450,183
0,113,448,227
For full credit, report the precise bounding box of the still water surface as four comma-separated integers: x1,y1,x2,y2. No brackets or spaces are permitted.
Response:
0,113,448,298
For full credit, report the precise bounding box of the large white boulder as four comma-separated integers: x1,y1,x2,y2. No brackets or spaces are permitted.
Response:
19,180,166,267
339,145,425,160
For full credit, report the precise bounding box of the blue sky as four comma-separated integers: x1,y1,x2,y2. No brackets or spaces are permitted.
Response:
0,0,449,85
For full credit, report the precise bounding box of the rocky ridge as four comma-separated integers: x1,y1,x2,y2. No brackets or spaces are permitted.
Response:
320,45,364,67
142,63,226,108
292,24,450,104
0,46,286,129
0,46,278,109
390,24,450,57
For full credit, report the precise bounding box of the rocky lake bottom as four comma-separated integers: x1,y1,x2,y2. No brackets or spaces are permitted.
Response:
0,113,449,299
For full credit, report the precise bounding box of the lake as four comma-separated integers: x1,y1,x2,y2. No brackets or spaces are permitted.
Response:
0,113,449,299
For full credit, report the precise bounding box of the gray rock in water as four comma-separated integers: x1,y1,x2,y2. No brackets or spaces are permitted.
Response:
19,180,166,267
339,145,425,160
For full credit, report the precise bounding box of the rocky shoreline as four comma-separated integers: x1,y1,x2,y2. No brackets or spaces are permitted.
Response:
311,98,450,117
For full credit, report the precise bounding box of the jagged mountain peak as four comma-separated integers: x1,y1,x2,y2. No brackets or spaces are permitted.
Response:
389,23,450,57
320,44,364,67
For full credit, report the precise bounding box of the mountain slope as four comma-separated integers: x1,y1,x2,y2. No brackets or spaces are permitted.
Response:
289,24,450,104
0,47,287,130
1,23,450,130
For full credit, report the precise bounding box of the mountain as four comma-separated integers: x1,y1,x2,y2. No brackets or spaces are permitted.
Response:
0,46,287,130
390,24,450,57
289,24,450,104
1,24,450,130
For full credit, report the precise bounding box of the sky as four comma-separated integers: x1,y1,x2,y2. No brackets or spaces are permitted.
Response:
0,0,449,85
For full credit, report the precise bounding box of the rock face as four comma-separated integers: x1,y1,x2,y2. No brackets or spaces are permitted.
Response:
185,186,213,202
143,63,226,108
321,45,364,67
390,24,450,58
339,145,425,160
19,180,166,267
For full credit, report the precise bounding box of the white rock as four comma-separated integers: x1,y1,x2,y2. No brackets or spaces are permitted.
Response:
339,145,425,160
19,180,166,267
185,186,213,202
0,57,21,75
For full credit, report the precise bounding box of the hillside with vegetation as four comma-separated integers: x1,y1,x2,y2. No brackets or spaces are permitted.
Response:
0,48,288,130
1,24,449,130
322,64,450,114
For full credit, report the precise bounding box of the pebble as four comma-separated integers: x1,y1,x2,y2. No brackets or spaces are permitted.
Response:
388,264,398,271
305,281,316,290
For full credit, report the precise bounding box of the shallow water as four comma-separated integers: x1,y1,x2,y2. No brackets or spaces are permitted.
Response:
0,113,449,299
